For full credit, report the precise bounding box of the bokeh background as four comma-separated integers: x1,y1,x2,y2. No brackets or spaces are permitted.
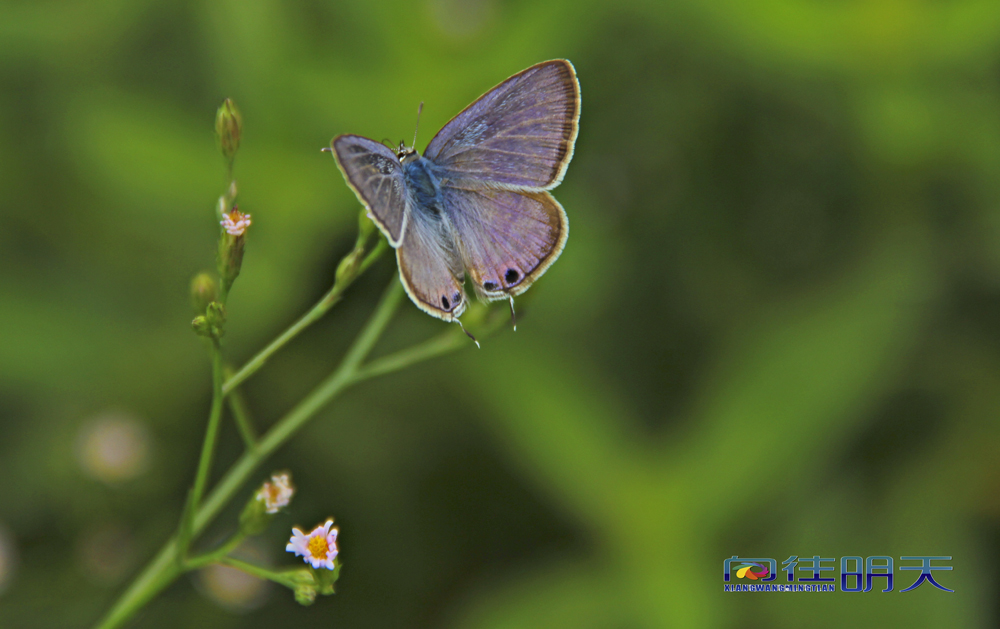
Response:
1,0,999,627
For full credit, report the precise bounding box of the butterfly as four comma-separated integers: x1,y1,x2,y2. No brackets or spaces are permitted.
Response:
330,59,580,329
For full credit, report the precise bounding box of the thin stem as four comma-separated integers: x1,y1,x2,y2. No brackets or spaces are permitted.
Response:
350,329,466,383
184,532,246,570
93,278,404,629
220,277,404,482
222,239,387,395
225,373,258,450
216,557,299,587
199,279,403,534
181,340,225,558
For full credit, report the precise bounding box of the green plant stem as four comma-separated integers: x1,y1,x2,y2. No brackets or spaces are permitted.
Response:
184,532,246,570
349,329,466,383
93,278,404,629
224,371,258,450
222,239,387,395
215,556,300,587
178,339,225,560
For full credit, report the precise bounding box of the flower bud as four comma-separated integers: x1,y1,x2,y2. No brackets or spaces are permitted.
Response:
206,301,225,325
190,273,217,315
192,302,226,339
192,315,211,337
279,568,318,605
294,585,317,605
334,248,360,284
215,98,242,162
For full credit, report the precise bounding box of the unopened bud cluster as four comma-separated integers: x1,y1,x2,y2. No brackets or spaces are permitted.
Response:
189,99,252,340
192,301,226,339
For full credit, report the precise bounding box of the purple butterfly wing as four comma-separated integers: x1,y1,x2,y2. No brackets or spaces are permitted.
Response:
332,134,408,246
440,186,568,300
396,203,468,321
424,60,580,191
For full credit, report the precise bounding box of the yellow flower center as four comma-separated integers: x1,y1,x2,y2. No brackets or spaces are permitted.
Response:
308,535,329,559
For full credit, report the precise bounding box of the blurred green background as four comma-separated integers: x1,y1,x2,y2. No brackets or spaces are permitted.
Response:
1,0,999,627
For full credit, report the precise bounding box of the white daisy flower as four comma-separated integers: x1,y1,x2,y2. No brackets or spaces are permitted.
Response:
286,520,338,570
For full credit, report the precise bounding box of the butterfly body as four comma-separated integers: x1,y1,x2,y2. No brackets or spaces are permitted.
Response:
332,60,580,322
400,152,445,219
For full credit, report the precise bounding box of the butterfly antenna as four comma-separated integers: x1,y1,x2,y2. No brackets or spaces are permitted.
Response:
509,296,517,331
454,317,480,349
412,101,424,149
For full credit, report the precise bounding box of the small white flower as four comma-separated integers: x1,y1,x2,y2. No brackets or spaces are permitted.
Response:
221,209,252,236
257,473,294,514
286,520,338,570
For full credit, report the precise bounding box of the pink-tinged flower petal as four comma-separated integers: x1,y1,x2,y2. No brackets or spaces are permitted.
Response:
221,210,252,236
286,520,339,570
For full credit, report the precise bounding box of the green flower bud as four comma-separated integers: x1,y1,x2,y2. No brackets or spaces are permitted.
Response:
334,248,360,284
215,98,242,162
203,302,226,338
294,583,317,606
192,315,211,337
190,273,217,315
284,569,318,606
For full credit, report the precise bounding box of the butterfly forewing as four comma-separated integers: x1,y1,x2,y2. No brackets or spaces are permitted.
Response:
332,135,409,246
441,187,567,300
424,60,580,191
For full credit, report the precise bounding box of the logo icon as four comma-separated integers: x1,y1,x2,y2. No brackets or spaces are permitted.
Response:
735,562,770,580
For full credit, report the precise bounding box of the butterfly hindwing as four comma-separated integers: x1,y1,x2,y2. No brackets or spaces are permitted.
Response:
440,186,568,301
424,60,580,192
395,201,468,321
332,134,409,246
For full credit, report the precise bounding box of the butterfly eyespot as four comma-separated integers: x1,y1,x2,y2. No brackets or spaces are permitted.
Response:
483,281,498,291
441,296,450,309
452,292,461,304
504,269,520,284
